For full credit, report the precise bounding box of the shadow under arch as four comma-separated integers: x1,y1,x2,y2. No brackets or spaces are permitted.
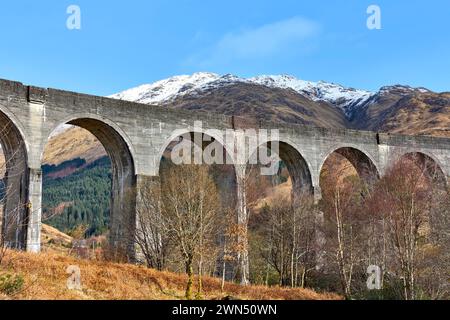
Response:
320,146,380,189
42,117,137,259
396,151,448,189
248,140,314,201
45,113,138,172
156,128,234,173
158,130,238,210
156,129,239,279
0,109,29,249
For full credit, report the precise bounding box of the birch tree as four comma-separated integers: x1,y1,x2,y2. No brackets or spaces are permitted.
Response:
370,155,448,300
320,161,367,299
160,164,220,299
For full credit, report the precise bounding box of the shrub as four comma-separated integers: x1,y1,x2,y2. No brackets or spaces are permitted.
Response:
0,273,24,295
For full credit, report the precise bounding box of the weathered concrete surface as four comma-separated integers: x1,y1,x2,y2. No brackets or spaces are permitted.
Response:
0,78,449,265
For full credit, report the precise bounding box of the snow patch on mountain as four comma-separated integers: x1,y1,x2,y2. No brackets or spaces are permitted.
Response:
110,72,219,105
249,75,374,118
379,85,431,95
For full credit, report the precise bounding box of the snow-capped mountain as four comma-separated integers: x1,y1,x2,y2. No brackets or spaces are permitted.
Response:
249,75,374,118
110,72,375,119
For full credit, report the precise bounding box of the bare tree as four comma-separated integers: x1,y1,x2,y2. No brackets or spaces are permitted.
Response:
133,179,168,270
219,209,240,290
368,155,447,300
291,194,318,288
422,191,450,299
160,164,220,299
127,164,222,299
237,163,279,285
259,192,317,287
0,123,29,265
320,160,368,299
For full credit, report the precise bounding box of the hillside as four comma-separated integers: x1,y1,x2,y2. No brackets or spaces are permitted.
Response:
42,156,111,236
44,126,106,166
109,72,373,114
352,87,450,137
0,250,340,300
164,82,349,128
40,224,73,254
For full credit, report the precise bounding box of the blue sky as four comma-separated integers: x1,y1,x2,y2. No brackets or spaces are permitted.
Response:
0,0,449,95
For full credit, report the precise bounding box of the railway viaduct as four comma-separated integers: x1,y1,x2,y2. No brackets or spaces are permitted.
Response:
0,78,449,279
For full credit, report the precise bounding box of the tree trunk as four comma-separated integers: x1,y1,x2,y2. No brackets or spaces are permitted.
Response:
197,258,203,299
185,259,194,300
221,259,226,292
301,266,306,288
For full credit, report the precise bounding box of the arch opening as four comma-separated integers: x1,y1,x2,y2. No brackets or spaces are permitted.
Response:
246,141,313,204
0,110,29,250
396,152,447,190
245,140,315,286
274,141,313,198
41,118,135,260
319,147,380,195
316,147,382,291
159,131,236,208
137,131,238,278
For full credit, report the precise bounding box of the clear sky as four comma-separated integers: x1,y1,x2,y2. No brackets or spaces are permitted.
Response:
0,0,449,96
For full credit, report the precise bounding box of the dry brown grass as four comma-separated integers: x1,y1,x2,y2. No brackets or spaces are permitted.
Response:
0,250,340,300
252,179,292,213
38,224,74,256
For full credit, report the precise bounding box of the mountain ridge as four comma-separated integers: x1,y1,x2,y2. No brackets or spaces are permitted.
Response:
109,72,441,121
110,72,375,119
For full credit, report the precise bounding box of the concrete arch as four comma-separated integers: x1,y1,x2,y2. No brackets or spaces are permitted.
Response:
391,150,445,174
156,127,242,281
319,144,380,177
394,151,448,188
0,106,29,249
156,127,234,173
319,145,380,187
0,103,30,156
246,135,313,166
41,116,138,259
249,138,314,198
43,113,137,171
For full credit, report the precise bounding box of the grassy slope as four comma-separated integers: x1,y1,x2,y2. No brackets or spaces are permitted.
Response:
165,83,349,128
0,250,340,300
43,126,107,166
40,224,73,254
353,91,450,137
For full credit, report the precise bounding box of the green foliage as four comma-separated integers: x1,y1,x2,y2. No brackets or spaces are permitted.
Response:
42,157,86,176
42,156,111,237
353,278,405,300
67,224,90,240
248,226,279,286
0,273,24,295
